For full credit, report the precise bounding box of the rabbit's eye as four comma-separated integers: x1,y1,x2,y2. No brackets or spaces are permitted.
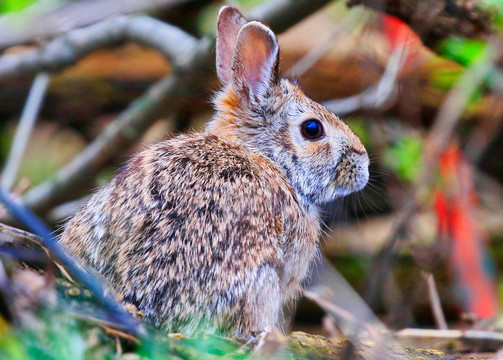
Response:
301,119,324,140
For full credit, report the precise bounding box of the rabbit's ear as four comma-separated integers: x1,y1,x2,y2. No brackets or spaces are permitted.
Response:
232,21,279,103
216,6,247,86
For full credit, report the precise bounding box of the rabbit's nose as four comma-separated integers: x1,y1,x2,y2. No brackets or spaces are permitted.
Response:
333,149,369,194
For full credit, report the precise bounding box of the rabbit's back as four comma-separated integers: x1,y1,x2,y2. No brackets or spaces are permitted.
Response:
60,132,319,336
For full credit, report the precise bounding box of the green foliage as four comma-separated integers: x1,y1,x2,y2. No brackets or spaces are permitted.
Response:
382,135,423,183
439,38,486,67
438,38,503,92
0,303,250,360
0,312,89,360
481,0,503,29
429,65,461,91
1,0,37,14
333,255,368,291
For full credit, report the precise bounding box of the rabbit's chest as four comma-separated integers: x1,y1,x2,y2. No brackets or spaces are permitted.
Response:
279,212,320,297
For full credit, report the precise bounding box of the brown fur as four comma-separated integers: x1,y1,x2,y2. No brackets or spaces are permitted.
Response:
62,134,319,337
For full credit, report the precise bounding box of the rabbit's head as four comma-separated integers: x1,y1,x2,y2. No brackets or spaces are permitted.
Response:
208,7,369,208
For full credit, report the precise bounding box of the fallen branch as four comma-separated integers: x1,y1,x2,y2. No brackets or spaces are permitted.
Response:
396,328,503,352
304,289,384,341
0,16,198,80
22,64,205,215
0,247,50,268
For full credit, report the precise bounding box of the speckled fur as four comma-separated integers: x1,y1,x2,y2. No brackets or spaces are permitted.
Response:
60,7,369,339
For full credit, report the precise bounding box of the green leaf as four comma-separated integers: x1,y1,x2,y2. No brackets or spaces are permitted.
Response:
1,0,37,14
382,135,423,183
439,38,486,66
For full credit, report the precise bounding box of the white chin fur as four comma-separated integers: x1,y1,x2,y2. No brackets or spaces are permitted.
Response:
331,166,369,199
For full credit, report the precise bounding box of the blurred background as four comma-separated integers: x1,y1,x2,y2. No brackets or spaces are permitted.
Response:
1,0,503,354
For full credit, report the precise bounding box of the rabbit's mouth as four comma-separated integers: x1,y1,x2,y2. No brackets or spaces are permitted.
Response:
332,150,369,195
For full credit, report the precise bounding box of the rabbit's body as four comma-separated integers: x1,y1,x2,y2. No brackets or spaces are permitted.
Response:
61,7,369,338
63,132,319,337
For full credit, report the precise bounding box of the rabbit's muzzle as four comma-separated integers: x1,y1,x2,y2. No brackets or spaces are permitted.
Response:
333,150,369,194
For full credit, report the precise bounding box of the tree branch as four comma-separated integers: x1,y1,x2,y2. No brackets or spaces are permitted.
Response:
323,44,407,115
0,0,191,50
0,16,197,80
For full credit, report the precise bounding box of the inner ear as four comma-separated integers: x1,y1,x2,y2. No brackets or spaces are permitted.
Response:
216,6,247,86
232,21,280,103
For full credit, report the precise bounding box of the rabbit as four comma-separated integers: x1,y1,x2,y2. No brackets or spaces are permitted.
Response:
60,6,369,339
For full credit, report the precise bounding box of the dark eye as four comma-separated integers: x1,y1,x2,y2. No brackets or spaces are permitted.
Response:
300,119,324,140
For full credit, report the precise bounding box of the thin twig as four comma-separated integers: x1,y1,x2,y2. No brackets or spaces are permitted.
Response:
424,42,500,177
306,259,388,338
464,90,503,164
0,190,143,336
422,271,448,331
0,16,198,80
324,44,408,116
1,73,51,190
284,7,367,79
396,328,503,352
68,312,140,343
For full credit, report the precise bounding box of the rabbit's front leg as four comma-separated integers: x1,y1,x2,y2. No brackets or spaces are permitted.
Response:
230,263,283,339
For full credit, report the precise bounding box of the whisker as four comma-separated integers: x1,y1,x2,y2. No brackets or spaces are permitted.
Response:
361,187,384,213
